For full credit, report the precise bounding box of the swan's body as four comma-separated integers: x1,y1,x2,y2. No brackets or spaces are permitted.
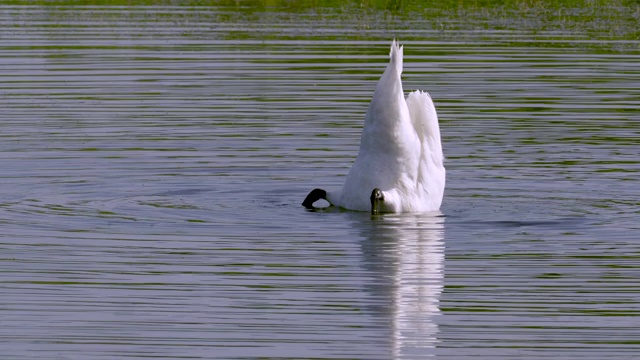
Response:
303,41,445,214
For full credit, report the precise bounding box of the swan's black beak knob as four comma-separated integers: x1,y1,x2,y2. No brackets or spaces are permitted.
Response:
370,188,384,215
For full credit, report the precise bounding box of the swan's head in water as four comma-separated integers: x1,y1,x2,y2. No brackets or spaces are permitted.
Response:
370,188,384,215
302,188,327,209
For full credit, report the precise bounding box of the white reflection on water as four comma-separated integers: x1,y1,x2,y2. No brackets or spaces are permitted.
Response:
354,212,444,359
391,214,444,358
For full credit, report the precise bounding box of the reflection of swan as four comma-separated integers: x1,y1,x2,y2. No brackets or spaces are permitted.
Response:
303,40,445,214
356,212,445,359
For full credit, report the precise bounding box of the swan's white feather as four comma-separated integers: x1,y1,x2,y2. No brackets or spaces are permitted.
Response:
328,40,445,213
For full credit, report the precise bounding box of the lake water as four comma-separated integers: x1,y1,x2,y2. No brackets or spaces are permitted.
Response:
1,3,639,359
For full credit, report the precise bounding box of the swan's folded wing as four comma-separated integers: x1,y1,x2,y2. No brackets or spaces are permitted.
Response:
406,90,445,211
406,90,444,167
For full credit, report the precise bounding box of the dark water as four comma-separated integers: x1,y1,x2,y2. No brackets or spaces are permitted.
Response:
1,4,639,359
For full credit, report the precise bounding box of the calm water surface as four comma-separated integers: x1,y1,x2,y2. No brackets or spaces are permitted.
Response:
1,4,640,359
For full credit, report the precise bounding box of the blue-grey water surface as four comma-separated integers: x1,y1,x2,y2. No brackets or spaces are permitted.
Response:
1,4,640,359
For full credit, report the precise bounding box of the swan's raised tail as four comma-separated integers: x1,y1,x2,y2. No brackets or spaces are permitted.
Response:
390,39,403,75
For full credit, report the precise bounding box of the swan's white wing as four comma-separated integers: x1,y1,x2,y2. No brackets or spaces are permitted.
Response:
406,90,443,166
406,90,445,211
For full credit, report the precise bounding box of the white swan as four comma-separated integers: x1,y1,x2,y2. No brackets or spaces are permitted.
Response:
303,40,445,214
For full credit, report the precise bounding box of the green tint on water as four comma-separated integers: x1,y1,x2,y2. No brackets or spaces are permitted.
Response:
1,2,639,360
